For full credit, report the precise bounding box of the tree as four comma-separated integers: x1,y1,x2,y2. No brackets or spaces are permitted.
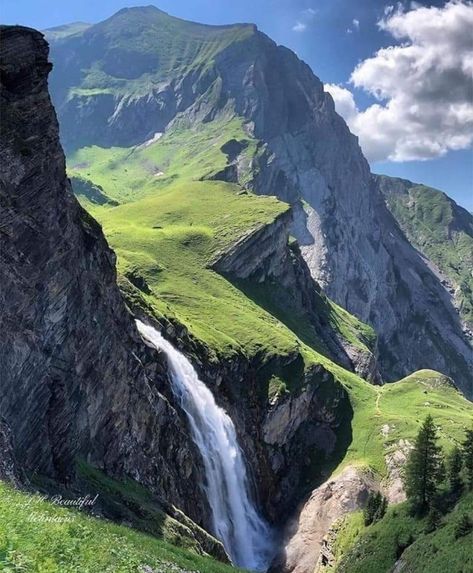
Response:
403,415,444,514
454,513,472,539
363,491,387,525
447,446,463,493
463,428,473,490
424,507,441,533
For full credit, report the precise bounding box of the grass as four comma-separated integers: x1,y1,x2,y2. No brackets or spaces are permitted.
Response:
0,481,239,573
378,175,473,325
335,492,473,573
334,369,472,477
67,120,473,482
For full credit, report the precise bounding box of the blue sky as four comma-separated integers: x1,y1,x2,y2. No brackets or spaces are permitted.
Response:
3,0,472,209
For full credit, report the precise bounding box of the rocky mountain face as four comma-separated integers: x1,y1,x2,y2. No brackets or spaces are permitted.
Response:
375,174,473,329
0,25,214,533
210,207,379,382
46,6,473,396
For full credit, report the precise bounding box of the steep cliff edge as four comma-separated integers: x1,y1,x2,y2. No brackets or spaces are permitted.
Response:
0,25,216,539
210,207,379,382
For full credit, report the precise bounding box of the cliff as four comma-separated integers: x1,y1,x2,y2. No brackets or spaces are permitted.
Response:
0,25,216,540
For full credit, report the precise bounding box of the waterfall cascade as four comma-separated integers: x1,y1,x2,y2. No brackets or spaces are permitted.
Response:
136,320,274,571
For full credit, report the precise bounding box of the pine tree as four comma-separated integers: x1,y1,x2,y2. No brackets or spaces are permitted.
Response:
447,446,463,493
424,507,441,533
363,491,387,525
373,494,388,523
363,492,377,526
403,415,444,514
463,428,473,490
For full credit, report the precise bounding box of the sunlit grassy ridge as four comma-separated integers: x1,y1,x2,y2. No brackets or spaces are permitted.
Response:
49,6,256,100
0,482,237,573
336,369,472,476
68,118,372,365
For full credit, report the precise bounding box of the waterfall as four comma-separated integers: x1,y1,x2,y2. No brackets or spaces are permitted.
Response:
136,320,274,571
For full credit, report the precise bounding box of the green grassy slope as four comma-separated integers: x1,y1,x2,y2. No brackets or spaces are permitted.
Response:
335,492,473,573
0,481,237,573
333,369,472,477
67,120,472,480
68,117,373,367
376,174,473,325
48,6,255,100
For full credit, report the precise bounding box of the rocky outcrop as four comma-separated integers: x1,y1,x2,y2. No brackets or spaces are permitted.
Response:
374,173,473,331
210,206,379,382
0,25,213,535
383,439,412,504
271,466,377,573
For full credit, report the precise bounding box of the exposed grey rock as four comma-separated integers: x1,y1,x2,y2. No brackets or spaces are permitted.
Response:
0,25,218,542
271,466,377,573
0,420,23,487
210,206,380,382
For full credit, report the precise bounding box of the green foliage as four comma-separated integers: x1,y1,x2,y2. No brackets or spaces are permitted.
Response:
0,482,238,573
403,415,444,514
447,446,464,493
379,175,473,325
463,428,473,490
337,492,473,573
424,507,441,534
454,513,472,539
363,492,387,526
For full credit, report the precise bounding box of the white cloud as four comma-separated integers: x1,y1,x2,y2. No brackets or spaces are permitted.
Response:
292,21,307,32
325,84,358,122
326,1,473,162
303,8,317,17
347,17,360,34
292,7,317,32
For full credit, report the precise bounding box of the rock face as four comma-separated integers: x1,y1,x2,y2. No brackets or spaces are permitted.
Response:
46,6,473,396
0,420,23,487
0,25,210,530
271,466,377,573
374,174,473,330
210,32,473,396
211,207,379,382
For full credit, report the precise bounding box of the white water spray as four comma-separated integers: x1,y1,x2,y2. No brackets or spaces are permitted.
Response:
136,320,274,571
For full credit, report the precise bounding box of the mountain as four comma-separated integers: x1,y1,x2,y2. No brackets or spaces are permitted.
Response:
46,5,473,396
375,174,473,328
1,9,473,573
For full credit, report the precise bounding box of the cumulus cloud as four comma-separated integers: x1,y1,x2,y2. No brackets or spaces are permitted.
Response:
326,1,473,162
